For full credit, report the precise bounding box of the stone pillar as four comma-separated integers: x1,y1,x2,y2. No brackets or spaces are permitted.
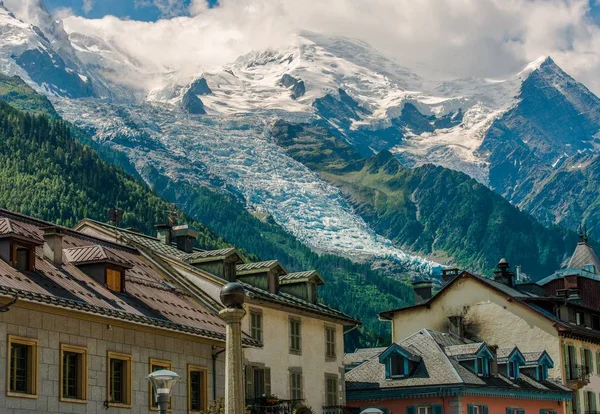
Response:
219,283,247,414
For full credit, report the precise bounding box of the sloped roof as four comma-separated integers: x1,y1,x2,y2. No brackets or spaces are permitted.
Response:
444,343,485,359
63,245,133,268
280,270,325,285
344,347,386,367
237,260,286,275
182,248,241,264
346,329,570,397
0,209,258,346
0,217,43,243
568,242,600,273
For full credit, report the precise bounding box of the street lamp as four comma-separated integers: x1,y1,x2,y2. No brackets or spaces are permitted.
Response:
147,369,181,414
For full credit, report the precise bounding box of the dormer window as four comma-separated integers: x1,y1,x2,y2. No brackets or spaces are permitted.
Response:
390,354,406,377
475,356,491,376
507,361,518,379
379,343,420,380
106,267,124,293
13,243,34,271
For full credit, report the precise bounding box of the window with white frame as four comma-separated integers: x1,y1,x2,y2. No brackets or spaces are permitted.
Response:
417,407,432,414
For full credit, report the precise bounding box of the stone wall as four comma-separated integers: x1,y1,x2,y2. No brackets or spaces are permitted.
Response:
0,304,223,414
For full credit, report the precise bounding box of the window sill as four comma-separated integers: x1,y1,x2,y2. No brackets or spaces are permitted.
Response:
289,349,302,356
108,402,132,409
59,397,88,404
326,355,337,362
7,392,38,399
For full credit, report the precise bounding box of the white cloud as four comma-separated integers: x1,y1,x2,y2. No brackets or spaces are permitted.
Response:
82,0,94,15
62,0,600,94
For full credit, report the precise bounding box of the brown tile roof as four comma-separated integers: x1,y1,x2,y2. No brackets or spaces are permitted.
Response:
182,248,240,263
237,260,286,274
0,209,257,345
63,245,133,268
0,217,43,243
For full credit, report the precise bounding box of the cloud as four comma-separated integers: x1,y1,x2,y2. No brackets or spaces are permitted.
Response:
82,0,94,15
62,0,600,94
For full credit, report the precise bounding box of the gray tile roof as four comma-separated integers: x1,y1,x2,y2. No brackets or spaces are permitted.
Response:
444,343,484,358
280,270,324,285
345,328,571,396
344,347,386,367
237,260,284,273
64,245,133,268
182,248,239,263
568,242,600,273
523,351,544,363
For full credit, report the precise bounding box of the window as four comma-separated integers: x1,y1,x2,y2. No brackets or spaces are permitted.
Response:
149,358,171,410
592,315,600,331
540,410,557,414
289,318,301,354
12,243,33,271
418,407,432,414
468,405,488,414
576,311,584,326
106,267,123,292
537,364,549,381
325,326,336,359
325,375,338,406
390,354,406,377
250,310,263,343
107,352,132,407
289,370,302,400
475,357,490,376
188,365,207,413
60,344,87,402
245,365,271,399
408,405,442,414
584,390,597,413
582,348,594,374
507,361,519,379
7,336,38,398
506,409,525,414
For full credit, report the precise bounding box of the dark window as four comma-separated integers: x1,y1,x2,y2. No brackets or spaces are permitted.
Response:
592,315,600,330
325,327,336,358
325,376,338,406
508,361,518,378
576,311,584,326
289,318,301,353
250,311,263,343
245,365,270,400
10,344,29,393
188,367,206,412
62,352,79,399
390,354,405,377
110,359,124,403
12,244,33,271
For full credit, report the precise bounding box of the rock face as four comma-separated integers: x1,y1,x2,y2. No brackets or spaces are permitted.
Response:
279,74,305,99
188,77,212,96
181,89,206,114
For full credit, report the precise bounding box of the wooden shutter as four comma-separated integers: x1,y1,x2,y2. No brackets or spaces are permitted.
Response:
264,367,271,396
432,404,443,414
245,365,254,399
482,407,488,414
596,351,600,375
406,407,416,414
467,405,474,414
584,391,589,413
581,348,586,374
506,408,511,414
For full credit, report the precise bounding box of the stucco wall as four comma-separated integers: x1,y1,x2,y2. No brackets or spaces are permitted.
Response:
0,304,223,414
562,336,600,411
242,303,345,413
390,277,562,380
349,395,565,414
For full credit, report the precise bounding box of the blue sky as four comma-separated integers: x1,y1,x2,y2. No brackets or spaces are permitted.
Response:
45,0,219,21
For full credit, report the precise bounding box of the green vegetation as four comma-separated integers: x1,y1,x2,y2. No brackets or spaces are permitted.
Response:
0,75,414,349
273,120,580,279
0,75,58,118
0,98,228,250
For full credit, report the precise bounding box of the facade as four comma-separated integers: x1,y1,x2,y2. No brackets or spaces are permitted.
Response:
75,218,360,413
0,209,258,414
345,329,571,414
378,236,600,414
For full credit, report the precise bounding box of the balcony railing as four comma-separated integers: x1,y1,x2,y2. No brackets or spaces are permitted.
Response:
565,363,591,383
246,398,305,414
322,406,362,414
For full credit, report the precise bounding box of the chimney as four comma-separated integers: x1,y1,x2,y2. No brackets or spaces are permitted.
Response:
171,225,198,253
441,268,460,285
43,226,64,266
155,224,172,246
412,280,433,302
448,315,464,338
493,258,515,287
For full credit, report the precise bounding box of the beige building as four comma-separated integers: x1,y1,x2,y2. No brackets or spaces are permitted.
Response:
0,209,259,414
75,219,360,413
379,243,600,414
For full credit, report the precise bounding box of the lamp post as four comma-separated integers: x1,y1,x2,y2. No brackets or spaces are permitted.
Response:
147,369,181,414
219,282,246,414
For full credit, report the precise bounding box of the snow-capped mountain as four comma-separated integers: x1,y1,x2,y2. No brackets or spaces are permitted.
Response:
0,0,598,271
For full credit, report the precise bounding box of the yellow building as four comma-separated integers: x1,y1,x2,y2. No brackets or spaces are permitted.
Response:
75,219,360,414
379,245,600,414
